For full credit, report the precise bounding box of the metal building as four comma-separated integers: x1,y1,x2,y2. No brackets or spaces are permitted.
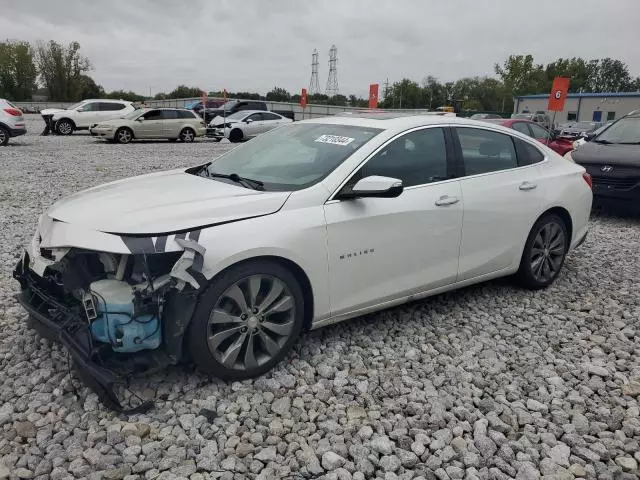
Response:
514,92,640,124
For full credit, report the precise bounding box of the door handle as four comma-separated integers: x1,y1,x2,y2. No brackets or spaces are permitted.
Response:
435,195,460,206
519,181,537,191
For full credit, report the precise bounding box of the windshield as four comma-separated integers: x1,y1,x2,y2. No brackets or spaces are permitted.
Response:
225,111,248,121
123,109,144,120
204,123,382,191
68,101,87,110
220,100,238,111
594,116,640,144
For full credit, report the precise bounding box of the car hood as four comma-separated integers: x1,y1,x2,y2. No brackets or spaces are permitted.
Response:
46,168,291,235
41,108,66,116
572,142,640,167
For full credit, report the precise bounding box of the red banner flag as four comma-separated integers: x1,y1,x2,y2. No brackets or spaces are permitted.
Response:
300,88,308,109
369,84,379,109
548,77,570,111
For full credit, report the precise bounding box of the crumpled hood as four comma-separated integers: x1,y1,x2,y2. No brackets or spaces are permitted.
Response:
209,115,238,127
41,108,66,116
47,168,290,235
572,142,640,167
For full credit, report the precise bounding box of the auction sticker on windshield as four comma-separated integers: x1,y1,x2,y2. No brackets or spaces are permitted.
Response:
315,134,355,146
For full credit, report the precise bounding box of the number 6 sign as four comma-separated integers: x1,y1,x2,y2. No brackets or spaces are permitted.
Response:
548,77,570,111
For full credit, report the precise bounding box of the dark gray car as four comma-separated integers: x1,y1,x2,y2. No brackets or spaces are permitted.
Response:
571,111,640,210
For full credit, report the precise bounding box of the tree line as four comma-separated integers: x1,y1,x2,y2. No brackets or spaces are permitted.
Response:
1,39,638,113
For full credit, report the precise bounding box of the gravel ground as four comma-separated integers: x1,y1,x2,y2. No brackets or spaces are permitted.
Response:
0,115,639,480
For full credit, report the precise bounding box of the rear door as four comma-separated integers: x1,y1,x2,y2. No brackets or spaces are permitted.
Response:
453,126,547,280
261,112,286,133
160,109,181,137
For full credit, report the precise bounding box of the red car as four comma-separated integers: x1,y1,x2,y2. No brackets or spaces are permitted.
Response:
480,118,574,156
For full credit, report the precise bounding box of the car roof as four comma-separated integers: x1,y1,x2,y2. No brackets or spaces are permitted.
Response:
84,98,133,104
303,113,515,131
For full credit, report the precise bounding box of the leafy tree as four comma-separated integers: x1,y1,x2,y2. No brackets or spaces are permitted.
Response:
35,40,91,101
495,54,545,111
104,89,146,102
78,75,104,99
0,40,37,100
165,85,203,99
327,94,348,106
154,92,168,100
265,86,291,102
380,79,424,108
588,58,633,92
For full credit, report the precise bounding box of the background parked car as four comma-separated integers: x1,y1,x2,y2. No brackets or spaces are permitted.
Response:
556,121,602,139
0,99,26,146
481,118,574,156
189,99,225,115
42,99,135,135
469,113,503,120
201,100,296,124
567,110,640,211
207,110,292,142
90,108,205,144
511,112,552,130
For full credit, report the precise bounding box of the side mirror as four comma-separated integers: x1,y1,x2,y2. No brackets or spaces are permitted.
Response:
338,175,403,200
136,117,144,122
246,118,254,123
584,132,596,141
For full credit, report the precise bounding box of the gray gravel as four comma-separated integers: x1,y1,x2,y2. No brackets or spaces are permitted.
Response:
1,115,640,479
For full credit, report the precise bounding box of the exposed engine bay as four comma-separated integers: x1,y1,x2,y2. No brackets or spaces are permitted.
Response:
14,236,206,412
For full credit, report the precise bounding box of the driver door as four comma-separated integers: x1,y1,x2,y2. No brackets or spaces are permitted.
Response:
243,113,264,138
136,109,164,138
323,126,463,317
75,101,101,127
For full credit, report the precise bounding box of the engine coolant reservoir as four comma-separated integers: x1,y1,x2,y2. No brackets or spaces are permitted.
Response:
88,279,161,353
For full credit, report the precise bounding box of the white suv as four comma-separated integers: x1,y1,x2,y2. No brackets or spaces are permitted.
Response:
41,99,135,135
0,99,26,146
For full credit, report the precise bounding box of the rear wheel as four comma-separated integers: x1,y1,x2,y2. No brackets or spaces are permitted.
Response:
56,119,74,135
187,261,305,380
0,126,8,146
115,127,133,144
229,128,243,143
517,214,568,289
180,128,195,142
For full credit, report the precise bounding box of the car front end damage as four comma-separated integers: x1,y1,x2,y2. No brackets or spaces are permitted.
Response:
13,219,208,412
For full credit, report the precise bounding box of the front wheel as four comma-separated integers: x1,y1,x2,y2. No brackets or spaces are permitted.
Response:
115,127,133,144
229,128,243,143
56,119,74,135
187,261,305,380
180,128,195,142
517,214,568,289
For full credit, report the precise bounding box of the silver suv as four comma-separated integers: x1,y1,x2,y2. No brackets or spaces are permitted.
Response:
0,99,26,146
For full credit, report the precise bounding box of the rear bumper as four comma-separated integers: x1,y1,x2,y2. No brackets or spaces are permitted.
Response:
13,256,152,412
9,126,27,137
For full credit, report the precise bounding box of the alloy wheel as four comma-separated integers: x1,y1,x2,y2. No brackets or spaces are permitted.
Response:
117,129,132,144
0,129,6,146
207,274,296,371
57,121,72,135
181,129,194,142
530,221,566,283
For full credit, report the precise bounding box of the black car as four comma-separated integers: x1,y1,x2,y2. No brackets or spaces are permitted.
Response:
571,111,640,211
201,100,267,124
556,121,602,139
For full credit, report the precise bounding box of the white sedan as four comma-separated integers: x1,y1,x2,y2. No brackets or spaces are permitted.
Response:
14,113,592,409
207,110,292,142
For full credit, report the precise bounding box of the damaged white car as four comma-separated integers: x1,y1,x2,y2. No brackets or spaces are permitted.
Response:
14,113,592,411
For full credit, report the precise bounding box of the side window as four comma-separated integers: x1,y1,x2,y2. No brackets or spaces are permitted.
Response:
78,102,97,112
237,103,250,111
514,138,545,166
511,122,531,136
178,110,196,119
142,110,163,121
262,112,281,121
357,128,448,188
159,110,178,120
245,113,263,122
456,127,518,176
99,102,125,111
528,123,549,140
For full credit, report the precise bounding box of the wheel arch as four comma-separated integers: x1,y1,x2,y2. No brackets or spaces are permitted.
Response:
202,255,315,332
55,117,76,129
116,125,135,138
536,206,573,242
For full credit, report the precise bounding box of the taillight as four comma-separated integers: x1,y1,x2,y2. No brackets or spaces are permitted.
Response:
582,172,592,189
3,108,22,116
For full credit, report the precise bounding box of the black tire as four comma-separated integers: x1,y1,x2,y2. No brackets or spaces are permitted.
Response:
115,127,134,144
516,213,568,289
56,119,74,135
229,128,243,143
0,126,9,146
187,260,305,380
180,128,195,143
